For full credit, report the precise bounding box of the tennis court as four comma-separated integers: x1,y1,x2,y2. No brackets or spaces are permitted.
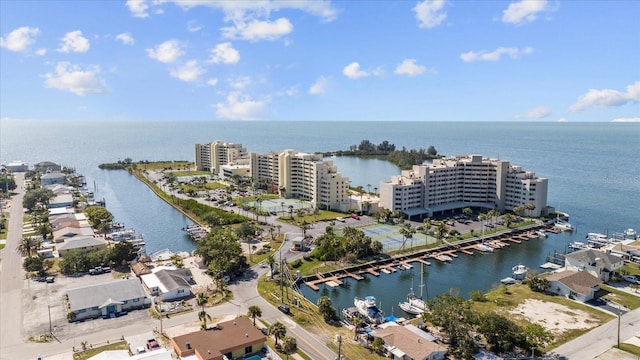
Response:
360,223,436,251
244,198,312,213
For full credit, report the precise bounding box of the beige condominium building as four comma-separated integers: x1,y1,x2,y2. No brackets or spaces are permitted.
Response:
379,155,548,219
195,140,248,176
197,141,351,211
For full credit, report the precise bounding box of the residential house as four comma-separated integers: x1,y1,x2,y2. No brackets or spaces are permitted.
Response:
5,160,28,172
34,161,62,173
371,323,448,360
545,270,602,302
57,236,108,256
67,278,149,321
171,317,266,360
53,225,95,243
140,266,194,301
565,248,624,281
41,172,66,186
48,193,74,209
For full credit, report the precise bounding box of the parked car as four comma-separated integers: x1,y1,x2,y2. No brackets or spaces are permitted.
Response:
622,275,639,284
277,304,290,314
146,339,160,351
335,217,345,222
350,214,360,220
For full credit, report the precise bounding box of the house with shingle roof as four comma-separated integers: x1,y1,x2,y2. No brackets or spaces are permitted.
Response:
140,266,194,301
67,278,149,322
544,270,602,302
371,323,448,360
57,235,108,256
565,248,623,281
171,317,266,360
41,172,66,186
34,161,62,173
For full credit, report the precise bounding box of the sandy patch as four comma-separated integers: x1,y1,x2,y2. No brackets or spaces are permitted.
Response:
508,299,594,334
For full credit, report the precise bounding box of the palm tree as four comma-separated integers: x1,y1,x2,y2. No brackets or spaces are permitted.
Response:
435,221,448,243
267,255,276,273
288,205,294,220
247,305,262,326
399,223,416,251
282,336,297,359
17,235,41,258
463,207,473,218
525,203,536,217
352,316,363,340
196,293,211,329
478,213,487,236
502,213,515,228
269,321,287,346
373,186,378,195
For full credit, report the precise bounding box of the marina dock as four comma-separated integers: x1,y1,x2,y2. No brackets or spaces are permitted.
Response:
303,223,552,291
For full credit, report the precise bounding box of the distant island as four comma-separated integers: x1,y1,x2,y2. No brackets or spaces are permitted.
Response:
321,139,441,170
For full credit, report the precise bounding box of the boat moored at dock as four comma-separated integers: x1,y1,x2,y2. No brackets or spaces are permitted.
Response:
355,296,386,324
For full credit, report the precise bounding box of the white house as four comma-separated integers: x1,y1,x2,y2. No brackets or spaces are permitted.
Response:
140,267,194,301
67,278,149,321
41,172,66,186
57,236,108,256
565,249,624,281
545,270,602,302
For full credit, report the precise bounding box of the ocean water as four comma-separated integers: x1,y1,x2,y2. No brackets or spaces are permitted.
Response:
1,119,638,310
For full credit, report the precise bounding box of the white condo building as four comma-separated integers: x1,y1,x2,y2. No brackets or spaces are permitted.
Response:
379,155,548,219
195,141,249,177
196,142,351,211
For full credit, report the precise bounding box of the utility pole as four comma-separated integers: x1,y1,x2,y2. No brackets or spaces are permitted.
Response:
336,335,342,360
280,250,284,303
617,304,621,348
48,305,52,334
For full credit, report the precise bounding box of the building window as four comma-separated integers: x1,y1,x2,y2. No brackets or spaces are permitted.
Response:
133,298,140,302
245,346,252,354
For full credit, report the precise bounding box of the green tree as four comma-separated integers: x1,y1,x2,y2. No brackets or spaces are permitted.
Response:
195,228,247,287
84,205,114,234
281,336,297,359
22,187,55,212
522,323,554,352
527,276,549,293
478,312,522,353
0,175,17,193
17,235,42,258
372,337,385,355
317,295,338,323
462,207,473,217
236,222,257,262
110,241,138,266
196,293,211,329
247,305,262,326
502,213,516,228
399,223,416,251
423,292,478,359
352,316,363,340
269,321,287,346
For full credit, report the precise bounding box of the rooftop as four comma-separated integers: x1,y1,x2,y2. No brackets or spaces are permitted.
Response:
545,270,602,295
67,278,147,312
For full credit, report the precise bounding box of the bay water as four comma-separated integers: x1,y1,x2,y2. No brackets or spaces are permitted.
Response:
1,119,638,312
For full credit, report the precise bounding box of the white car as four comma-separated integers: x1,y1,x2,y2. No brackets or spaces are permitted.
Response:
335,217,345,222
622,275,639,284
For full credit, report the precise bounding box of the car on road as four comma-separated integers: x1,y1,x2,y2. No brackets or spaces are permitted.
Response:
335,217,345,222
277,304,290,314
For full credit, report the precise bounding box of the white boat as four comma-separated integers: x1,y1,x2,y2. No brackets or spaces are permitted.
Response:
555,220,573,231
440,254,453,262
501,277,517,285
536,230,547,238
586,233,608,242
512,264,528,279
398,263,428,315
354,296,385,324
476,243,494,253
399,301,424,315
624,228,637,239
568,241,588,250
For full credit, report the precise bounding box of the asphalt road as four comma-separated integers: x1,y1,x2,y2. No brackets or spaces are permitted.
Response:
0,172,26,352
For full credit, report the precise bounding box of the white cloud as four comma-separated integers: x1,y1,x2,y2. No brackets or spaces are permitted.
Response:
309,76,328,95
556,117,569,122
187,20,202,32
0,26,40,52
43,62,108,96
611,117,640,123
413,0,447,29
570,81,640,112
207,78,219,86
169,60,205,82
395,59,428,76
126,0,149,18
210,42,240,64
57,30,90,53
514,106,552,119
146,40,184,63
222,18,293,41
228,76,252,90
35,48,47,56
502,0,551,25
343,62,369,79
115,32,135,45
215,92,267,120
460,46,533,62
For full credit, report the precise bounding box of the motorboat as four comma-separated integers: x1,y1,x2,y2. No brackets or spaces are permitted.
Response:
476,243,494,253
354,296,385,324
501,277,517,285
586,233,608,242
624,228,637,239
568,241,588,250
536,230,547,238
555,220,574,232
512,264,528,279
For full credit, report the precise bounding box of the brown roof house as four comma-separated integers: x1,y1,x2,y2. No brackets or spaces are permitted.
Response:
372,323,448,360
171,316,266,360
545,270,602,302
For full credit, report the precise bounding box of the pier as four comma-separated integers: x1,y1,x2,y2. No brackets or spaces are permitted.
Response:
303,223,551,291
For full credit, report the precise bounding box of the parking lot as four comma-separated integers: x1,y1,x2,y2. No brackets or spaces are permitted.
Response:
22,272,153,341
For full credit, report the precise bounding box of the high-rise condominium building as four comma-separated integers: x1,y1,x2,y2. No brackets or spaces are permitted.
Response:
194,141,248,176
379,155,548,218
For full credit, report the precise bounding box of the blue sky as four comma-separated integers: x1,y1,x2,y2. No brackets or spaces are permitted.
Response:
1,0,638,122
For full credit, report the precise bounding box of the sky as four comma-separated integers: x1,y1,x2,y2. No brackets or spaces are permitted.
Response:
0,0,639,122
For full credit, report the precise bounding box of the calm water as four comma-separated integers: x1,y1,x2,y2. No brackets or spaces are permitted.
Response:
1,120,638,309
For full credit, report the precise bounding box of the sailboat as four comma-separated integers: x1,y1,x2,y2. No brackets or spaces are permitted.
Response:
399,263,428,315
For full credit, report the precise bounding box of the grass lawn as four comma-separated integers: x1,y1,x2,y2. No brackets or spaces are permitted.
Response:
72,341,130,360
600,284,640,310
136,161,192,171
278,210,345,225
622,262,640,276
471,284,615,350
617,343,640,356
